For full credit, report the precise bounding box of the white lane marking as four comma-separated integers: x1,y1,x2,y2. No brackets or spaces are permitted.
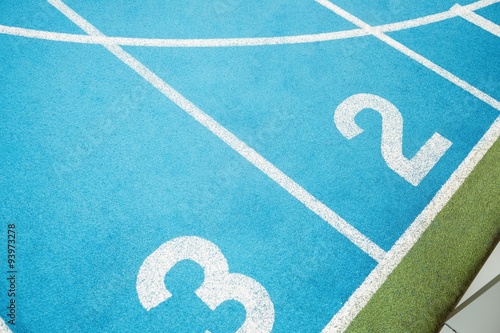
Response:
381,0,500,32
47,0,387,262
137,236,274,333
323,114,500,332
316,0,500,112
378,11,458,32
0,318,12,333
2,0,499,48
0,24,366,46
334,94,452,186
451,3,500,38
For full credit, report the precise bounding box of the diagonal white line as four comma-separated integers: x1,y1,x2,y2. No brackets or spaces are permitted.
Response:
381,0,500,32
47,0,387,262
0,318,12,333
316,0,500,112
451,3,500,38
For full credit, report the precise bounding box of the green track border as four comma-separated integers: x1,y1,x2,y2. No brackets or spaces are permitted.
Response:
346,136,500,332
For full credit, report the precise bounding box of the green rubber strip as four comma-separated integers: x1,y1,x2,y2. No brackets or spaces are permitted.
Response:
346,137,500,333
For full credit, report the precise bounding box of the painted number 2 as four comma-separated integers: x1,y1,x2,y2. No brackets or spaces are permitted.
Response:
334,93,452,186
136,236,274,333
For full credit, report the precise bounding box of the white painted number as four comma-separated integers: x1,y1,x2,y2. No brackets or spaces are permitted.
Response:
334,93,452,186
136,236,274,333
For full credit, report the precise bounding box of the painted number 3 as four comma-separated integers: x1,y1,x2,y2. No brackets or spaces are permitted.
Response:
136,236,275,333
334,93,452,186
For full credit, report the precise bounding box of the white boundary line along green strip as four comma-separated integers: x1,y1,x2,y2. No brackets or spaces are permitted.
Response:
323,115,500,332
0,0,498,48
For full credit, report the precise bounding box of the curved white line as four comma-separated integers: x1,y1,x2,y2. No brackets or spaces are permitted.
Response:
0,24,367,47
0,0,498,47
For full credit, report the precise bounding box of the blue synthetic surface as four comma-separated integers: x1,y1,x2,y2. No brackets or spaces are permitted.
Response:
1,0,499,332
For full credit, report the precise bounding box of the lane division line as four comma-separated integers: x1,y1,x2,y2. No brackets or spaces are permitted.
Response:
316,0,500,111
451,3,500,38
